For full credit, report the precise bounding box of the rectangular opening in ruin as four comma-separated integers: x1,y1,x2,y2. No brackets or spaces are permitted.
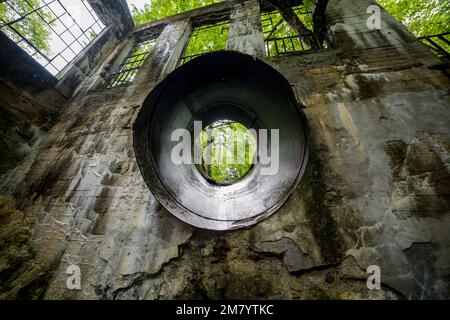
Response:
0,0,106,76
104,38,156,88
178,19,229,66
261,5,328,57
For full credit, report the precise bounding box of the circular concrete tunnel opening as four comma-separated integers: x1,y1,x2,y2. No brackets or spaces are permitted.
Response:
133,51,309,231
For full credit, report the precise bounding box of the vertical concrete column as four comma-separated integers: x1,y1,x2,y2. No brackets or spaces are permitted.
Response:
227,0,265,58
135,19,191,83
325,0,417,52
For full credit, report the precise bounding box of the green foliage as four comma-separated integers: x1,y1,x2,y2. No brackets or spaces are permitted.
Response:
377,0,450,37
131,0,223,25
0,0,55,55
262,4,315,57
261,5,314,39
131,1,228,60
196,121,257,185
183,21,228,59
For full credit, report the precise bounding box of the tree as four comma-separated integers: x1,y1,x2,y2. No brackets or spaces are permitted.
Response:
131,0,223,25
183,21,229,59
266,0,317,50
377,0,450,37
0,0,55,55
197,120,257,185
131,1,231,60
268,0,313,36
131,1,318,57
261,2,316,56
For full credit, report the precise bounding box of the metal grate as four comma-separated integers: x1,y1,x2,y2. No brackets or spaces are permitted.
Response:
104,39,156,88
261,5,328,57
264,33,329,57
0,0,105,75
178,20,229,66
419,32,450,59
261,6,313,39
178,52,206,66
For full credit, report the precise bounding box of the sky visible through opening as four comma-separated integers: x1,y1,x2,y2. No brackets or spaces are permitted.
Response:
0,0,105,76
126,0,148,11
1,0,216,76
3,1,447,77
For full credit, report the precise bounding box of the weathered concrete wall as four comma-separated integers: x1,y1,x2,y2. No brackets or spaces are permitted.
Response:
0,33,65,176
0,0,449,299
227,0,265,57
0,0,133,177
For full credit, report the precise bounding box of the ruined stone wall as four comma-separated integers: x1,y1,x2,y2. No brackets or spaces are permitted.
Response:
0,0,449,299
0,32,66,176
0,0,133,177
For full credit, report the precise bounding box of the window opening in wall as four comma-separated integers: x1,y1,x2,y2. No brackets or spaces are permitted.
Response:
261,4,328,57
0,0,106,75
195,120,257,185
104,38,156,88
178,19,229,66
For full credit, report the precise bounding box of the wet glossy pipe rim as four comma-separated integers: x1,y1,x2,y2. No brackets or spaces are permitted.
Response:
133,51,309,230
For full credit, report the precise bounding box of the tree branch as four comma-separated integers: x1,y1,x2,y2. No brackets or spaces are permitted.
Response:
268,0,318,49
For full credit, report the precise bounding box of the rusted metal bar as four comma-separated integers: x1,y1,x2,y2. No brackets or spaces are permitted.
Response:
418,32,450,58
